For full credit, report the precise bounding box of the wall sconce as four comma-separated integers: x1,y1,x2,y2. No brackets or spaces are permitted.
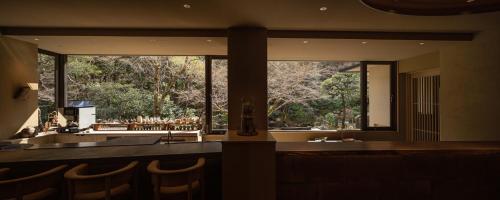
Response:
13,82,38,100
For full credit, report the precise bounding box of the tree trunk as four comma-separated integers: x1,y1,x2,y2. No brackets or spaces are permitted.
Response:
341,94,346,129
153,63,161,117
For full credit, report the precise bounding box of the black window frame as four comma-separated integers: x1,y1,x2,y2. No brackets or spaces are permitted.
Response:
38,49,67,109
361,61,397,131
205,55,228,134
51,53,396,133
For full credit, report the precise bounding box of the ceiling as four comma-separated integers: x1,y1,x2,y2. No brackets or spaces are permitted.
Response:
361,0,500,16
1,0,497,60
10,35,461,60
1,0,499,31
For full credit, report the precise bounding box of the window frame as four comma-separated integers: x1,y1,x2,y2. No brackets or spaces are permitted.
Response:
360,61,397,131
205,55,228,134
38,49,66,108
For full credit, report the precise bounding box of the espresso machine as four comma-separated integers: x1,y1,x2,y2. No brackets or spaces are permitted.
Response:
59,101,96,133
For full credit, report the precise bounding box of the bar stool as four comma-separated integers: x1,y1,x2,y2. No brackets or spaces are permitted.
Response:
0,165,67,200
147,158,205,200
65,161,139,200
0,168,9,178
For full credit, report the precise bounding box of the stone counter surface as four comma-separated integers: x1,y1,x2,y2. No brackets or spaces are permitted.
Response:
0,141,221,166
3,141,500,165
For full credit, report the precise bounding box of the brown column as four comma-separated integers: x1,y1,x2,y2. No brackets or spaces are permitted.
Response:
227,27,268,130
223,27,275,200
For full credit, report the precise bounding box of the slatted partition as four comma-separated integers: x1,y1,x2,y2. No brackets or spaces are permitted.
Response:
407,70,440,142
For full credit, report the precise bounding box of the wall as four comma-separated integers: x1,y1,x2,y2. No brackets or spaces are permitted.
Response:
367,65,391,127
399,52,440,73
0,37,38,140
440,29,500,141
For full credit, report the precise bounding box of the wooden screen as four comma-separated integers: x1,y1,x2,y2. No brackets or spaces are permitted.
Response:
407,70,440,142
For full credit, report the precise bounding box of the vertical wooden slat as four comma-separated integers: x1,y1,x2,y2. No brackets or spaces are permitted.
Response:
434,76,437,141
430,76,433,141
417,77,422,142
408,72,440,142
426,76,430,141
425,76,428,141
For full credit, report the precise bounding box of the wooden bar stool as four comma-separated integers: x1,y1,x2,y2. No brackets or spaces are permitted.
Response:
147,158,205,200
0,168,9,178
64,161,139,200
0,165,67,200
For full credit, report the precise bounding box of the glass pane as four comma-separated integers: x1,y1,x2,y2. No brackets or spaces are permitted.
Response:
37,53,56,128
367,64,391,127
211,59,228,131
66,56,205,130
268,61,361,131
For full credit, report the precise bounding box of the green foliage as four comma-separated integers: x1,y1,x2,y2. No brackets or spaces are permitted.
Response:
66,56,205,121
321,72,361,128
60,56,362,130
85,82,152,119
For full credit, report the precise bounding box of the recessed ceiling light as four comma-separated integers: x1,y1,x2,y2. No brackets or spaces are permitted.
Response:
361,41,368,44
419,42,425,45
303,40,309,44
206,39,212,42
466,0,475,3
183,4,191,8
34,38,39,41
320,7,327,11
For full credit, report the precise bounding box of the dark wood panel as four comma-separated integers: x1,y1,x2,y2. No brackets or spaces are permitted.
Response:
0,27,227,37
0,27,475,41
277,143,500,200
268,30,475,41
277,141,500,153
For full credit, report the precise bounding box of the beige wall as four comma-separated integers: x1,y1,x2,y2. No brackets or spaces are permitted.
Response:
0,37,38,140
440,29,500,141
399,30,500,141
399,51,440,73
367,65,391,127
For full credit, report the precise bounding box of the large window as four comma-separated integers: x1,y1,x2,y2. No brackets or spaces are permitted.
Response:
66,56,205,124
267,60,396,131
210,58,228,131
61,55,394,132
361,61,397,130
37,52,56,126
268,61,362,131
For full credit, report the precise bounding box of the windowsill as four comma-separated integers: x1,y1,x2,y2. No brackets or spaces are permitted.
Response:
268,129,394,133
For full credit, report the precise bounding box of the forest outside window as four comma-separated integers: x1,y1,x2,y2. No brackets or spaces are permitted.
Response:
268,61,362,131
37,51,57,127
268,60,396,132
59,54,394,133
65,55,205,127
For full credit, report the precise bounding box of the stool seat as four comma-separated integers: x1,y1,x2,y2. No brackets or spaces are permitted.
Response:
0,165,67,200
148,158,205,200
65,161,138,200
160,180,200,194
74,183,130,200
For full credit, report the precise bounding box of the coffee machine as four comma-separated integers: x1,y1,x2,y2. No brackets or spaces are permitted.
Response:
60,101,96,132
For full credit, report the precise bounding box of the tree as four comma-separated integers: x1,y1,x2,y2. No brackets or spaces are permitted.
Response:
211,59,229,128
37,54,56,124
125,56,205,118
321,72,360,129
267,61,321,117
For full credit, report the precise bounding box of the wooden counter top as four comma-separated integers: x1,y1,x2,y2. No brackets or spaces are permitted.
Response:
276,141,500,154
